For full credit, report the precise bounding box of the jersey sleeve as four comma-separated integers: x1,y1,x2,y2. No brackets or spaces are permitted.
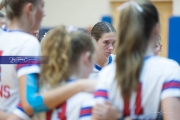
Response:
79,93,94,120
13,102,32,120
93,64,114,104
161,61,180,100
16,37,41,78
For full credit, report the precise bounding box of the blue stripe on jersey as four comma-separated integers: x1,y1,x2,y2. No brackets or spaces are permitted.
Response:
17,102,33,118
108,55,112,64
17,106,25,113
67,79,77,83
162,80,180,91
94,55,113,71
2,27,7,31
94,64,102,71
7,30,24,32
144,56,154,61
80,106,92,118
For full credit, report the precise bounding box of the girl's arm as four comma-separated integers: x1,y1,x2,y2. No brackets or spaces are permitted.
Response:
19,73,96,115
162,97,180,120
0,111,9,120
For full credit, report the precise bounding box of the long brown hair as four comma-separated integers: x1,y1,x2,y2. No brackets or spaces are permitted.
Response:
115,0,159,99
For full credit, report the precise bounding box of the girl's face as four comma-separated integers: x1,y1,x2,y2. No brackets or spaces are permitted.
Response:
154,37,162,55
96,32,116,59
32,0,45,32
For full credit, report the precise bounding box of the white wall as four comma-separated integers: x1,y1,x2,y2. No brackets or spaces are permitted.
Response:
42,0,111,28
42,0,180,28
173,0,180,15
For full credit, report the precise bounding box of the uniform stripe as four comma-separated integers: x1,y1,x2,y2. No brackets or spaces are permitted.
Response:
0,50,2,81
135,83,143,115
123,83,143,116
162,80,180,91
46,110,53,120
57,102,67,120
123,97,130,116
94,55,113,71
80,106,92,117
94,89,108,99
17,102,25,113
17,102,33,118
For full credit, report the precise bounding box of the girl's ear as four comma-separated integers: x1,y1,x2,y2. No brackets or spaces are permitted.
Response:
83,51,91,66
154,23,160,37
24,3,36,19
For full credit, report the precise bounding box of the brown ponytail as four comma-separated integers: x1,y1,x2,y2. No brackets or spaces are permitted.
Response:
0,0,5,10
115,0,159,99
0,0,38,20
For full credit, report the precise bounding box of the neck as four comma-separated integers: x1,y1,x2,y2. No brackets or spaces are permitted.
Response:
8,18,31,33
95,53,109,68
69,67,84,79
144,40,155,57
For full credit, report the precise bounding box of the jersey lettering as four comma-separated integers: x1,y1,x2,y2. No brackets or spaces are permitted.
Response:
0,85,10,98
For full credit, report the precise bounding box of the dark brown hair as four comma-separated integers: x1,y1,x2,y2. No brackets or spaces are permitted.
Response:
69,31,95,69
91,22,116,41
0,0,38,20
115,0,159,99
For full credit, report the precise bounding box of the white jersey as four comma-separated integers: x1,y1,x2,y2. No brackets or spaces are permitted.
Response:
93,56,180,120
89,54,116,79
0,31,40,118
33,80,94,120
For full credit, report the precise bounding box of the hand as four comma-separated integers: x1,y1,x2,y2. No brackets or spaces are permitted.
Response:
92,101,121,120
77,79,97,93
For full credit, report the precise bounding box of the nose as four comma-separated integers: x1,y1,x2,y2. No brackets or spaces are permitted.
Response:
108,43,114,50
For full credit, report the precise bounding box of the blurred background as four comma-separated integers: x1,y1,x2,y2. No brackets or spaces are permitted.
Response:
41,0,179,58
1,0,180,60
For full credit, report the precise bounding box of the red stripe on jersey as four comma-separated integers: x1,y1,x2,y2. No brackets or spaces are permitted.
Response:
17,102,23,108
46,110,53,120
123,83,143,116
135,83,143,114
94,89,108,99
58,102,67,120
0,51,2,56
162,81,180,90
0,50,2,81
80,106,92,117
123,97,130,116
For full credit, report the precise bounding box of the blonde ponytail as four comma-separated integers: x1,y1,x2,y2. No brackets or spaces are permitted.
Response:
40,26,71,88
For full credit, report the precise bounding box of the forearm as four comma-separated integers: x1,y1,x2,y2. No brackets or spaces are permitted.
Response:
162,97,180,120
42,81,83,108
23,74,85,114
0,111,9,120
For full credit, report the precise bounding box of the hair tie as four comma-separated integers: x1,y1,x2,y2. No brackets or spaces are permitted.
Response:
117,0,143,12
